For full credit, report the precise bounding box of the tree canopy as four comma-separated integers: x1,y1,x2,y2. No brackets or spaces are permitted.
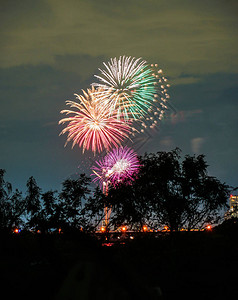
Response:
0,149,232,233
105,148,231,231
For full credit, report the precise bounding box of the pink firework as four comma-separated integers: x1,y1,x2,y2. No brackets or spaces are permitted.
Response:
59,87,131,154
92,146,140,186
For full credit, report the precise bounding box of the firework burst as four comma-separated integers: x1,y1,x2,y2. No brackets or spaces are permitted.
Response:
92,146,140,186
59,87,131,154
93,56,157,121
139,63,171,133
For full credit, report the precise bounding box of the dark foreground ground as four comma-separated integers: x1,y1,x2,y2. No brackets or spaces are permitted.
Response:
0,221,238,300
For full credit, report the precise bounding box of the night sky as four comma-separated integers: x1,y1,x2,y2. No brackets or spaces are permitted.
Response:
1,0,238,193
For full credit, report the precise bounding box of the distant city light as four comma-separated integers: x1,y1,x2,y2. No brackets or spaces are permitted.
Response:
206,225,212,230
143,225,148,232
100,226,106,232
121,226,127,232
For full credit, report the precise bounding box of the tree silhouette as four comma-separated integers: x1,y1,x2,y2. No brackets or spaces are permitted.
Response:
106,181,149,231
58,174,91,231
104,149,230,231
82,186,108,231
25,176,41,230
30,190,59,233
0,169,25,232
0,149,231,234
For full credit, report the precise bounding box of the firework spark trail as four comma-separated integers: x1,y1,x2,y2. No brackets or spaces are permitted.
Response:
59,87,131,154
137,63,171,132
91,146,140,186
108,147,140,184
93,56,158,121
59,56,171,160
93,56,171,135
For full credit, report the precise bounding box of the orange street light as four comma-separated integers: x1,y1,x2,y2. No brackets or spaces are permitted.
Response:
121,226,127,232
101,226,106,232
143,225,148,232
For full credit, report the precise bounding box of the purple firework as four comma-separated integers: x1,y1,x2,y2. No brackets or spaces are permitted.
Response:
91,146,140,186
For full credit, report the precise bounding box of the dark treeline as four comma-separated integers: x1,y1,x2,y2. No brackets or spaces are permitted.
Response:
0,148,232,234
0,149,237,300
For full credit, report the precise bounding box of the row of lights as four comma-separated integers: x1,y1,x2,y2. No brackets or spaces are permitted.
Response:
100,225,148,232
12,228,63,234
100,224,212,233
12,225,212,234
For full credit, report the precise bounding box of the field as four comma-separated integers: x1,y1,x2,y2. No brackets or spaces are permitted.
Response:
0,223,237,300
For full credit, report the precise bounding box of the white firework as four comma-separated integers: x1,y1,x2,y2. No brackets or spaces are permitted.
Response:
93,56,158,121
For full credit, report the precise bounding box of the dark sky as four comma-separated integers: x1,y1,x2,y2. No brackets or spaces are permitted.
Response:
1,0,238,193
